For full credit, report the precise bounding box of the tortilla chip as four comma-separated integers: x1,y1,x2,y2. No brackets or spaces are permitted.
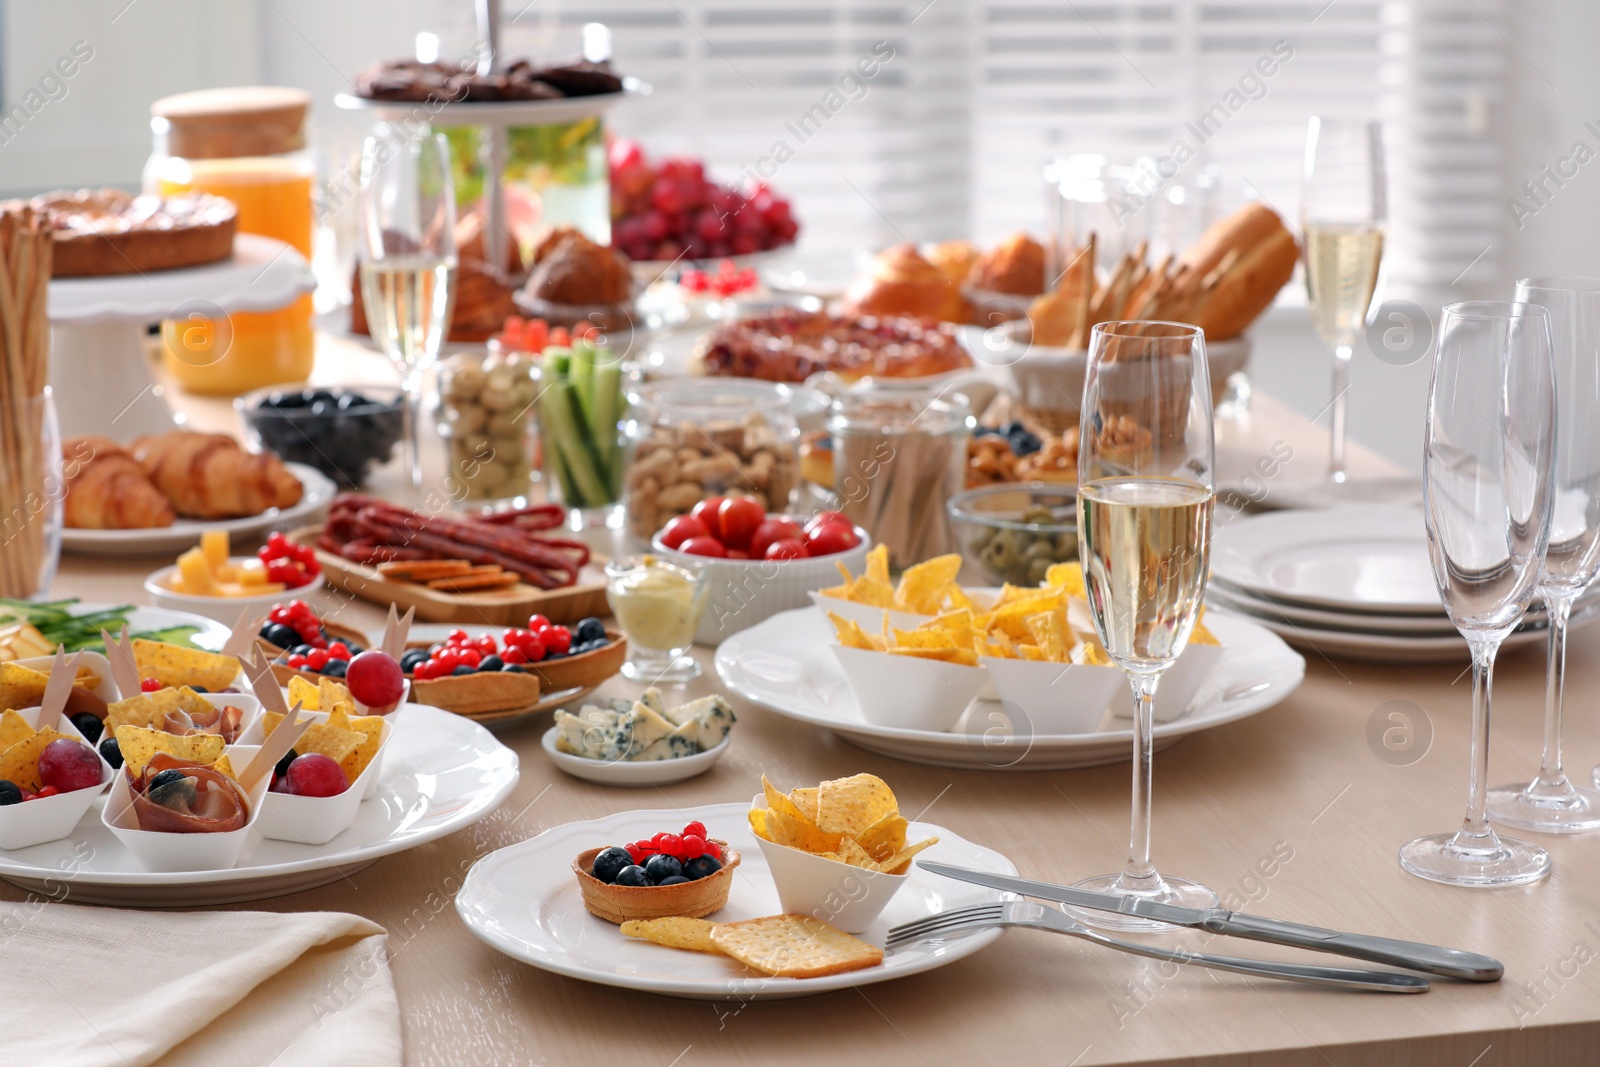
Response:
828,613,883,652
0,708,35,751
260,710,285,738
863,544,891,585
324,702,383,780
855,811,909,862
896,555,962,614
887,646,979,666
789,786,819,823
318,677,354,711
0,663,50,710
0,727,73,792
875,835,939,875
287,675,322,711
297,722,364,770
1026,609,1072,662
892,627,956,651
816,773,898,838
105,687,215,734
131,639,238,693
834,836,878,869
621,917,723,954
766,806,844,854
211,753,238,781
1045,561,1087,598
113,725,224,777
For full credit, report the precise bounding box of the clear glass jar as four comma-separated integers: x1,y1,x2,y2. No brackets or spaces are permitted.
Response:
436,350,541,504
146,87,317,395
829,390,972,571
623,380,800,545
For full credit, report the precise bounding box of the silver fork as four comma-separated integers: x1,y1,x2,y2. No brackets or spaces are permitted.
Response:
888,902,1429,993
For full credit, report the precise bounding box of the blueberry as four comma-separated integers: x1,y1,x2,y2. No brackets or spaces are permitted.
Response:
70,713,103,745
274,748,299,780
99,737,123,769
189,686,209,694
592,846,633,884
657,875,690,886
0,780,20,806
451,664,476,676
543,649,568,660
400,649,429,671
643,854,683,882
344,644,365,656
613,865,651,887
322,658,348,678
1002,420,1027,436
148,769,197,809
683,855,722,880
292,643,316,657
479,654,504,672
265,623,301,648
1007,430,1042,456
575,617,606,644
501,662,524,671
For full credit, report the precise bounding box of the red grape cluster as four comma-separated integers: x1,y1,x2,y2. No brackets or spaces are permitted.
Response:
609,139,799,263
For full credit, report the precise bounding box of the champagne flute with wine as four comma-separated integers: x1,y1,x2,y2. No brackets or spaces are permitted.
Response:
359,127,458,495
1301,117,1385,484
1072,320,1217,930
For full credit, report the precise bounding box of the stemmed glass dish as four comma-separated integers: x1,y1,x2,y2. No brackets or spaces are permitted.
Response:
1481,277,1600,831
1072,320,1217,929
1301,117,1386,484
359,127,458,496
1407,301,1556,886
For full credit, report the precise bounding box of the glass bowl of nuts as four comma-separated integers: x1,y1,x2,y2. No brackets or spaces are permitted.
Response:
947,483,1079,587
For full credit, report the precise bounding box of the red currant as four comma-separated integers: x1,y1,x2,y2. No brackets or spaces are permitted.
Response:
501,628,522,649
527,614,552,633
306,648,330,671
475,635,497,657
140,677,163,693
287,654,309,670
328,642,351,661
682,820,707,839
703,841,721,860
289,599,312,620
681,834,706,858
269,606,292,625
457,648,481,669
624,843,645,865
522,634,547,662
448,628,470,644
542,627,572,656
32,786,59,800
501,645,528,665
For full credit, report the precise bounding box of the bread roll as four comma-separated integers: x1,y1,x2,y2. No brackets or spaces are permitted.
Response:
1180,204,1299,341
842,244,965,323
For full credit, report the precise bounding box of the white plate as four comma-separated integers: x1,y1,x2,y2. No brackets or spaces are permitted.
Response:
33,602,233,652
713,608,1305,770
1212,507,1445,614
0,705,518,906
540,726,730,786
62,463,337,556
1204,583,1461,636
1209,604,1591,665
333,88,634,127
455,801,1016,1000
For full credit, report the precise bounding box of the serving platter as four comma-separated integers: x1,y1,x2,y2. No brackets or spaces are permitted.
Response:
62,464,337,556
455,801,1016,1000
715,608,1304,769
0,705,519,906
287,524,609,625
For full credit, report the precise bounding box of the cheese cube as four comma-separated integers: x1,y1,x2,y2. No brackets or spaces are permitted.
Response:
175,547,215,594
200,530,229,572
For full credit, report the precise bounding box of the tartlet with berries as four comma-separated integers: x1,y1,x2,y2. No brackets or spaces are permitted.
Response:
574,822,739,924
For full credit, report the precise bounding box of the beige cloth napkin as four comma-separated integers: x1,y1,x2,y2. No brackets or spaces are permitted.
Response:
4,902,401,1067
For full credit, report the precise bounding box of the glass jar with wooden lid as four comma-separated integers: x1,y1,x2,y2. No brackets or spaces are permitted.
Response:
146,86,316,395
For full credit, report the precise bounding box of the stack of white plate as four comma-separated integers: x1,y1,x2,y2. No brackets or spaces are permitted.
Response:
1207,506,1591,664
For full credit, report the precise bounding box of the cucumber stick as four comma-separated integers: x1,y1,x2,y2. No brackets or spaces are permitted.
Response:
539,343,624,507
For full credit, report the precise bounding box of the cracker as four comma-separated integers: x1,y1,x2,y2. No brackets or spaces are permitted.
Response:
708,915,883,978
377,559,474,581
425,571,521,592
620,917,723,955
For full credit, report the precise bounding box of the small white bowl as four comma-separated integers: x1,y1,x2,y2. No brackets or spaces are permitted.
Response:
980,656,1128,735
1104,643,1227,723
249,716,393,845
101,744,271,872
541,725,730,786
236,704,394,801
0,707,113,851
808,591,933,634
830,644,988,732
11,650,120,703
653,525,872,646
145,561,325,625
748,794,910,933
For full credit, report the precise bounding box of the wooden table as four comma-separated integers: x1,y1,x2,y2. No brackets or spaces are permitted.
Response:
19,341,1600,1066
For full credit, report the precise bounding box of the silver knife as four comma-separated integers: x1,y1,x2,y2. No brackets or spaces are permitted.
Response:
919,861,1503,982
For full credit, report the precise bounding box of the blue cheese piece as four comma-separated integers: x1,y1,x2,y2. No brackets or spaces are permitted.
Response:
633,720,702,761
674,695,737,750
553,706,619,757
620,702,677,757
637,688,666,716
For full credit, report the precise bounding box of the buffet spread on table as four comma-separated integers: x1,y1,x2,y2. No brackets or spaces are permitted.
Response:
10,18,1600,1067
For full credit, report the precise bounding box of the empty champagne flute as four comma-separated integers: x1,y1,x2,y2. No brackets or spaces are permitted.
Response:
1407,301,1556,886
1483,278,1600,831
359,127,458,495
1301,117,1385,484
1073,321,1216,930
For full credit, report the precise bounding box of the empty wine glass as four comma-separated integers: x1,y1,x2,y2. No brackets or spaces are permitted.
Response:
359,126,458,495
1407,301,1556,887
1484,278,1600,832
1072,321,1217,929
1301,117,1386,484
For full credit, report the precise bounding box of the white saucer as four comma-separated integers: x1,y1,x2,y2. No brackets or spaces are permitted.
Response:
540,726,730,786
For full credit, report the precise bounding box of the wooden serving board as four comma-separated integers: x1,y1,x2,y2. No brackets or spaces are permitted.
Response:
287,524,610,626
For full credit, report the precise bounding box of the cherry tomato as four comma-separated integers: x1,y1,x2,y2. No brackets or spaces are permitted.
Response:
679,536,729,558
716,497,765,550
749,517,804,559
805,510,851,533
659,514,710,550
690,496,727,536
764,538,809,561
805,521,860,557
726,549,750,560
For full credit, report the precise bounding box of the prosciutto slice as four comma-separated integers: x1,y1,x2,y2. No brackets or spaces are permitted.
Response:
129,753,249,834
161,704,245,744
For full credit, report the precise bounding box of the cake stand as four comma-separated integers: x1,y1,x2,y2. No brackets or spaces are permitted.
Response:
46,233,316,439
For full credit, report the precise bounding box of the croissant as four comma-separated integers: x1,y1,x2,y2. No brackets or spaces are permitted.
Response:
129,431,303,519
62,436,176,529
842,243,966,323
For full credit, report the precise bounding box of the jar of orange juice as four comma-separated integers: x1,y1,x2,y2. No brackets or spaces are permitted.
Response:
147,87,316,395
